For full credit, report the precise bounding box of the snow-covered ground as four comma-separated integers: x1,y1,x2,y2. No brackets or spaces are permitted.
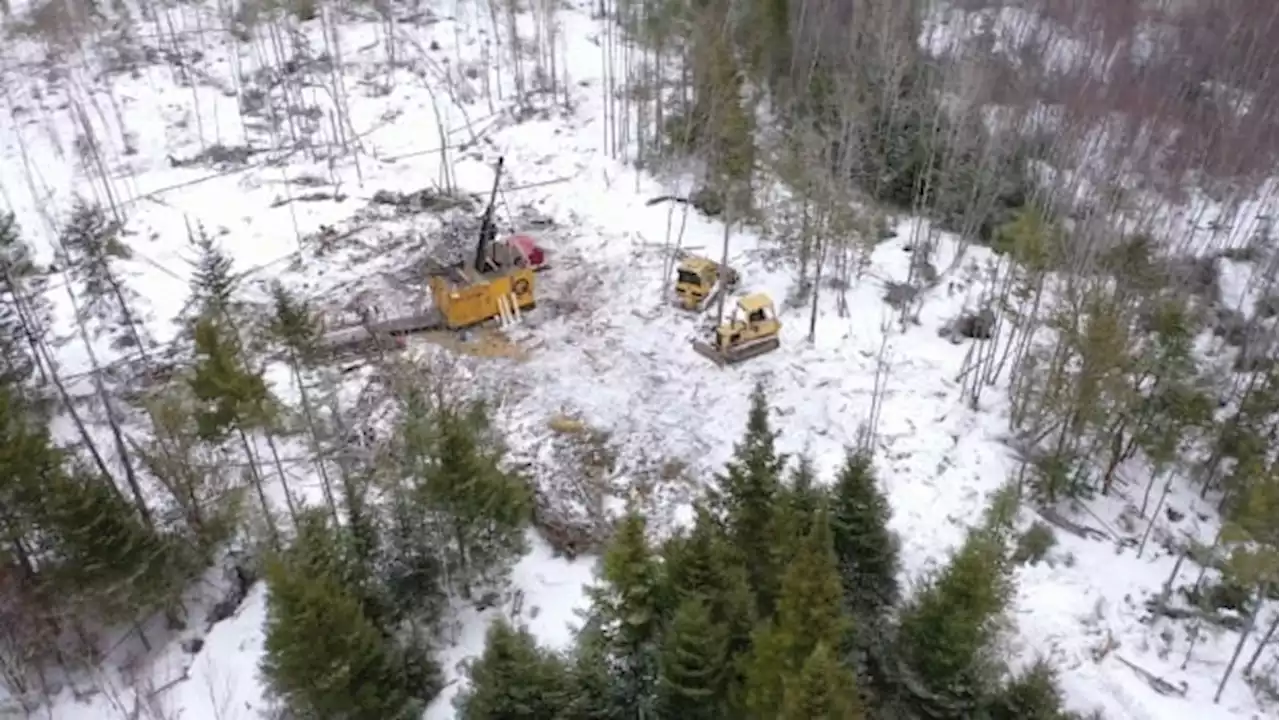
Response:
0,1,1275,718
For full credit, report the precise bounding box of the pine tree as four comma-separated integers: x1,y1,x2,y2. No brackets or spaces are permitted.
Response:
713,382,787,615
656,597,731,719
895,526,1013,715
455,619,569,720
587,512,666,718
780,643,864,720
261,512,440,719
829,450,901,620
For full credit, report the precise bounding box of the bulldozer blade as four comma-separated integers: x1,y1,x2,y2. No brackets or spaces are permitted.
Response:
690,339,728,366
690,337,780,366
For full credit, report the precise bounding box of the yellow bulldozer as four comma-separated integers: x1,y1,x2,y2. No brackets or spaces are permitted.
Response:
691,293,781,366
428,156,537,329
673,254,738,311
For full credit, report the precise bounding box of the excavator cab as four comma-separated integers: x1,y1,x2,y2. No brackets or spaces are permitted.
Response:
673,255,737,311
692,293,781,366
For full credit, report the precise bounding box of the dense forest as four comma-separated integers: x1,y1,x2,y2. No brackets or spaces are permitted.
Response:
0,0,1276,717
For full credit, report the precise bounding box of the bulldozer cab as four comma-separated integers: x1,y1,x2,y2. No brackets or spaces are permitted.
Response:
692,292,782,365
714,294,778,346
674,255,732,311
676,257,717,292
731,293,775,325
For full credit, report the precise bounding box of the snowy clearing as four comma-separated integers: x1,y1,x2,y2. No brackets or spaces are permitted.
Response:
0,0,1275,719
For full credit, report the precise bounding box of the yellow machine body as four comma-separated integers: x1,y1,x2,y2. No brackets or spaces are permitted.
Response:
691,292,781,366
674,255,737,311
429,266,536,330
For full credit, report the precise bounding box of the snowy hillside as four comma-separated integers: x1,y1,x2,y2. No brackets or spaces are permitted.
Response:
0,0,1275,718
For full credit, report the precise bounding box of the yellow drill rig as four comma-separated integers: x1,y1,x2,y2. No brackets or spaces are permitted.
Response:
691,293,781,366
427,156,537,329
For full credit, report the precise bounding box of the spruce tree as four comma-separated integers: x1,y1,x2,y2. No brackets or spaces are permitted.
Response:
985,659,1076,720
780,643,864,720
713,382,787,615
268,281,321,363
187,224,238,320
587,512,666,718
656,597,731,720
664,505,755,660
260,512,440,719
405,395,530,598
562,627,628,720
895,526,1013,716
829,450,901,620
455,619,569,720
189,316,271,442
742,508,852,717
57,200,138,338
0,212,51,391
43,468,180,618
774,507,851,666
776,454,822,548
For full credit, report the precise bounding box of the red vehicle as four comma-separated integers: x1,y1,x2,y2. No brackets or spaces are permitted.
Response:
503,233,548,271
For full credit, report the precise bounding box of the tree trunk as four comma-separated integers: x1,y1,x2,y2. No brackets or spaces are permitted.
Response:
1242,612,1278,676
263,432,300,527
715,203,732,326
57,274,152,528
1214,585,1263,703
237,429,279,548
291,357,339,523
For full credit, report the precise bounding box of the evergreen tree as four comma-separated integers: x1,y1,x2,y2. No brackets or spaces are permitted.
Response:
985,659,1077,720
895,526,1013,716
261,512,440,719
777,454,822,548
829,450,901,620
664,505,755,660
742,508,852,717
741,621,790,718
268,281,341,521
455,620,569,720
189,316,271,442
401,393,530,598
586,512,666,718
0,212,51,392
186,224,237,321
780,643,864,720
268,280,321,363
713,382,787,615
774,507,851,666
57,200,139,341
561,627,629,720
656,597,731,720
42,467,181,618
